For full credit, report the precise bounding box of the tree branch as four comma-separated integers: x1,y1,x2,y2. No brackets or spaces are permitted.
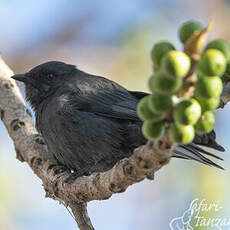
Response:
70,202,95,230
0,56,229,229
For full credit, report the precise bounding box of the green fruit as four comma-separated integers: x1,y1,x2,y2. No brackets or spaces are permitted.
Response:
148,93,173,114
195,76,223,98
162,51,191,78
142,120,165,140
169,123,195,144
195,111,215,134
137,96,163,121
179,21,203,43
173,99,201,125
206,39,230,62
151,41,175,67
148,72,182,94
195,95,220,111
198,49,227,76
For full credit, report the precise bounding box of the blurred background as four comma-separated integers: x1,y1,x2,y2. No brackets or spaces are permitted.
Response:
0,0,230,229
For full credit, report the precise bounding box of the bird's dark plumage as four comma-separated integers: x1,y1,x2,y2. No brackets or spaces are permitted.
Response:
12,61,225,176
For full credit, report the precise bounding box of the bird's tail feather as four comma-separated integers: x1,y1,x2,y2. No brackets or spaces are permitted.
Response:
173,144,225,170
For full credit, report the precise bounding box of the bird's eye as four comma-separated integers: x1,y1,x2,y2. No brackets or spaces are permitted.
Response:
47,74,54,81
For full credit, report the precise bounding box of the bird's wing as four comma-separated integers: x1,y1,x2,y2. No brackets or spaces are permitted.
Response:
71,90,141,121
68,71,151,121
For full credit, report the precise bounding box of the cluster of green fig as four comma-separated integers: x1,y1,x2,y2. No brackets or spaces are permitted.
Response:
137,21,230,144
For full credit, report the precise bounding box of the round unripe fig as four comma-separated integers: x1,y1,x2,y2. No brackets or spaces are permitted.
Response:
195,111,215,134
137,96,163,121
148,93,173,114
169,123,195,144
198,49,227,76
206,39,230,62
142,120,165,140
148,72,182,94
195,76,223,98
151,41,175,67
162,51,191,78
195,95,220,111
173,99,201,125
179,21,203,43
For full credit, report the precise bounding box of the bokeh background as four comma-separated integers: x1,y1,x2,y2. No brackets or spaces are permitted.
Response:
0,0,230,229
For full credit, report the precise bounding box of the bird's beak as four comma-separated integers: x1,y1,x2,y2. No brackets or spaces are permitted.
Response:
11,74,27,83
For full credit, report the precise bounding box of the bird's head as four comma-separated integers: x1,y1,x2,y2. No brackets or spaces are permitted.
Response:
12,61,76,109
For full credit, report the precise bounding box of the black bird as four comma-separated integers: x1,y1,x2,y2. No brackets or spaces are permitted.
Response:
12,61,225,177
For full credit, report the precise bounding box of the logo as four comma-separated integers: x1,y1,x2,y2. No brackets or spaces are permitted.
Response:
169,198,230,230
